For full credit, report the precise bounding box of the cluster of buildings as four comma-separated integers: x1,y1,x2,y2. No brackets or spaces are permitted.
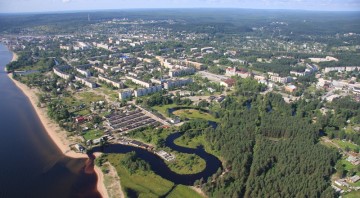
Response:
309,56,338,63
225,67,251,79
323,66,360,73
290,64,319,77
347,155,360,165
155,150,175,161
118,78,193,100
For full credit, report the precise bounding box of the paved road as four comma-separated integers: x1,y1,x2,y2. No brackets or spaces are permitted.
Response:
197,71,228,83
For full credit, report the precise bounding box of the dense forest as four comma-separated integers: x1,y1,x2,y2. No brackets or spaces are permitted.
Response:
182,78,340,197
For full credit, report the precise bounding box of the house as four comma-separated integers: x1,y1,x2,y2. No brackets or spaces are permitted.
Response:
225,67,250,78
334,179,350,187
170,117,181,124
349,175,360,183
347,155,360,165
75,116,87,123
220,78,236,88
285,85,297,93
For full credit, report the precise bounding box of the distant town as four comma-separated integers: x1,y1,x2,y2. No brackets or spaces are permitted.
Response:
2,10,360,198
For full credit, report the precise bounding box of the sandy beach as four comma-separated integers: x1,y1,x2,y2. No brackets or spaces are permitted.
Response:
7,53,109,198
11,52,18,62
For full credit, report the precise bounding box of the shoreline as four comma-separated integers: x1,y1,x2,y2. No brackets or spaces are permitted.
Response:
6,53,109,198
7,74,109,198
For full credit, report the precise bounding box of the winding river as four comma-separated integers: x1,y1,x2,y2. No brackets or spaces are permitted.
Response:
92,131,222,185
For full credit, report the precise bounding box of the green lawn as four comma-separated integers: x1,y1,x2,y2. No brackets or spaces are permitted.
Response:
336,157,360,177
103,154,174,198
344,191,360,198
83,129,104,141
152,104,178,117
166,185,203,198
174,134,221,158
166,152,206,175
333,139,360,151
173,109,218,122
98,85,118,101
77,91,105,104
152,104,219,122
75,109,91,116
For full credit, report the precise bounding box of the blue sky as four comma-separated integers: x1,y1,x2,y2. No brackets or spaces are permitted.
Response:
0,0,359,13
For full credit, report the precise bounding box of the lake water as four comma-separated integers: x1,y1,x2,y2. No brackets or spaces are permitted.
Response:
0,44,100,198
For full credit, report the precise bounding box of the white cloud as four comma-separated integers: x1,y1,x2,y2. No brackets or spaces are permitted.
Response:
62,0,71,3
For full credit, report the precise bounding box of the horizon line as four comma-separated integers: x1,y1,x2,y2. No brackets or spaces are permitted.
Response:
1,7,360,15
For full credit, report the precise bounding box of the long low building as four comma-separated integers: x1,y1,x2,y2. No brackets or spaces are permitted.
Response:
75,76,96,88
164,78,193,89
53,65,72,80
323,66,360,73
134,85,162,97
125,76,151,88
169,67,196,77
98,75,124,88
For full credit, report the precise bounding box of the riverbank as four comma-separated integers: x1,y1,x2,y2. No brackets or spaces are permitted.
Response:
8,74,86,158
7,73,109,198
94,166,110,198
11,51,18,62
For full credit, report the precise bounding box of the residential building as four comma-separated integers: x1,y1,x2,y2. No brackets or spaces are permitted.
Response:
125,76,151,88
98,75,124,88
169,67,196,77
163,78,193,89
92,65,105,73
225,67,251,78
220,78,236,88
53,65,72,80
270,76,293,84
119,89,133,100
285,85,297,93
134,85,162,97
75,76,96,88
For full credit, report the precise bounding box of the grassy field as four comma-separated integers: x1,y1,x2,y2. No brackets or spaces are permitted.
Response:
97,85,119,101
344,191,360,198
166,152,206,175
126,127,172,146
152,104,219,122
103,154,174,198
152,104,178,117
173,109,218,122
82,129,104,141
166,185,203,198
333,139,360,151
174,134,221,158
77,91,105,105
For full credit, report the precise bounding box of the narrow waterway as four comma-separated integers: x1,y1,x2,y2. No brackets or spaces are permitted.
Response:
0,44,100,198
92,131,222,185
